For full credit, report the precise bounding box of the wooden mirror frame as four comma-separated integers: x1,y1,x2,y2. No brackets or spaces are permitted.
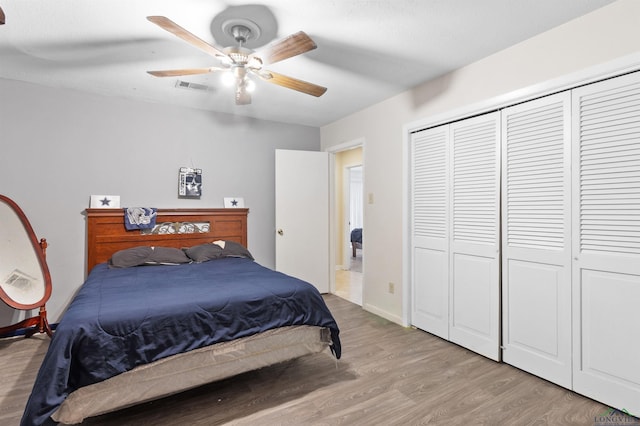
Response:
0,195,53,338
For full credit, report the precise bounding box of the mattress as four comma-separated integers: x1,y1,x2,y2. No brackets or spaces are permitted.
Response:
52,325,332,424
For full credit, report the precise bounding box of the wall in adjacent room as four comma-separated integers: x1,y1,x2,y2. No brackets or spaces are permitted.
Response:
0,79,320,322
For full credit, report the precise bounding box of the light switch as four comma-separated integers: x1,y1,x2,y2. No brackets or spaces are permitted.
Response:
368,193,374,204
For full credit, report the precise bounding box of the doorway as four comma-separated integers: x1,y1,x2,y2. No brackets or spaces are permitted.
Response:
332,146,363,306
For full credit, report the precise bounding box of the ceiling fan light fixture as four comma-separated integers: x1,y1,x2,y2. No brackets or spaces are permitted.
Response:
235,86,251,105
218,55,233,66
220,71,235,87
245,79,256,93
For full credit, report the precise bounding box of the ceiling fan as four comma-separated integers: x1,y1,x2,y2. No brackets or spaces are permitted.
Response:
146,16,327,105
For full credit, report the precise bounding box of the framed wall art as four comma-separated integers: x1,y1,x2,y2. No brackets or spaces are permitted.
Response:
178,167,202,199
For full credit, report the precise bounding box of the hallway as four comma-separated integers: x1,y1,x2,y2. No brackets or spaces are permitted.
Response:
335,247,362,306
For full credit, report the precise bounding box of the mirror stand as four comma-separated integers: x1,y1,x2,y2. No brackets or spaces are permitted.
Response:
0,194,53,339
0,239,52,338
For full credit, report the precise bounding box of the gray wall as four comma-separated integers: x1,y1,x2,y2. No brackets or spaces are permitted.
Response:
0,78,320,323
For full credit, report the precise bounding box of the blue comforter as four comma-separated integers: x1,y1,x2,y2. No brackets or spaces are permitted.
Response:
21,258,341,425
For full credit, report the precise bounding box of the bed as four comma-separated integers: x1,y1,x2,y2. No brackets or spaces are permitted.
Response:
350,228,362,257
21,208,341,426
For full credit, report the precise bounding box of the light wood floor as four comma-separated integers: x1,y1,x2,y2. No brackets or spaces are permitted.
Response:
335,249,362,306
0,295,615,425
335,269,362,306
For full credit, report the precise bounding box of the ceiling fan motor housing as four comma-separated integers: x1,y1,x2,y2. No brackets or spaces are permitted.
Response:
225,46,252,65
231,25,252,44
222,18,262,45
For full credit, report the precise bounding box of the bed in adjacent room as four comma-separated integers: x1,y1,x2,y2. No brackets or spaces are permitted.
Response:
21,208,341,426
350,228,362,257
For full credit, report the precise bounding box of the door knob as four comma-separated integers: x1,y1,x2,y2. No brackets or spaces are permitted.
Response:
277,229,284,236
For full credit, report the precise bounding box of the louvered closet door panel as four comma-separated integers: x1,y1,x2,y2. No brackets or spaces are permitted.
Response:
501,92,572,388
572,71,640,415
410,125,450,339
448,112,501,361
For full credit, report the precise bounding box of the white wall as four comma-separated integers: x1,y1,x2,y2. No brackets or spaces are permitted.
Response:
0,79,320,323
320,0,640,324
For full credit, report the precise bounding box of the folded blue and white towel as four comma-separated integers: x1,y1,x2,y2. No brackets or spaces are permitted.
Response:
124,207,157,230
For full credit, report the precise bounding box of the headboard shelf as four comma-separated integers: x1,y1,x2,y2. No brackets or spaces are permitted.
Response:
85,208,249,274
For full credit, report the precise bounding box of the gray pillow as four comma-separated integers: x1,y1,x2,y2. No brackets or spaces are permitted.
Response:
109,246,153,268
183,243,224,262
184,241,254,262
220,241,254,260
109,246,191,267
146,246,191,265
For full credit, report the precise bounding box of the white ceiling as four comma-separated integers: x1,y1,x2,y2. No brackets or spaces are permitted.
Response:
0,0,615,127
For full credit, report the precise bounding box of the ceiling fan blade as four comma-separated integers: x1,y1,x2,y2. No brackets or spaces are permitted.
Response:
147,16,227,60
147,67,224,77
258,71,327,97
250,31,316,66
0,7,5,25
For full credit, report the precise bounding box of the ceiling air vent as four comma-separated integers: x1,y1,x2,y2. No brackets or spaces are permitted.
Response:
175,80,214,92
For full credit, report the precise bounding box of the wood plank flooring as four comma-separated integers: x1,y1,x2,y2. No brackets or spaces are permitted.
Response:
335,249,363,306
0,295,618,425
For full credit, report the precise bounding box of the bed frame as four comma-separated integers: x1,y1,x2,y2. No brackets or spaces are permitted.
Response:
51,208,333,424
85,208,249,274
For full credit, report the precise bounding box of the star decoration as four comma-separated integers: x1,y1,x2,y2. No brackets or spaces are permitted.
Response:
231,199,238,206
100,197,111,206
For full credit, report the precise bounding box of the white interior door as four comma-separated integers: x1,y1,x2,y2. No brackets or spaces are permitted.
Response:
410,124,450,340
275,149,329,293
501,92,572,387
571,71,640,414
448,112,501,361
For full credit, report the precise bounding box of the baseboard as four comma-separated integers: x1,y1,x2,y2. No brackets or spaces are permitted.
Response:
363,303,403,326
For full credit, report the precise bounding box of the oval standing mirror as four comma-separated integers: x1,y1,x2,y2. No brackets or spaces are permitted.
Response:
0,194,52,337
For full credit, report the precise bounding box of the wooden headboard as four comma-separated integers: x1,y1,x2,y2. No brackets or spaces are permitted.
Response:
85,208,248,275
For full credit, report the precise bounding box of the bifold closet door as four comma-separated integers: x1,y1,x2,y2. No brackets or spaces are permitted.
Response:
448,112,501,361
571,71,640,414
410,124,450,340
501,92,572,388
411,113,500,361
